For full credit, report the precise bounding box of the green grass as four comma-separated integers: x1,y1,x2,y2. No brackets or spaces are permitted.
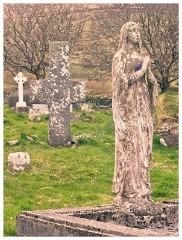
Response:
4,104,178,236
151,136,178,201
156,83,178,127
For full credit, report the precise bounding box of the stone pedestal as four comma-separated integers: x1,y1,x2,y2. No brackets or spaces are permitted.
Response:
16,101,27,107
16,202,178,237
16,106,29,113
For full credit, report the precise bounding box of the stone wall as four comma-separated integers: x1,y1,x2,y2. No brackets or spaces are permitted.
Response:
86,96,112,108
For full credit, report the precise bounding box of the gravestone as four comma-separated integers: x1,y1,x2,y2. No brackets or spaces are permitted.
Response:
29,104,49,121
30,42,85,146
14,72,29,113
32,104,49,114
16,23,178,237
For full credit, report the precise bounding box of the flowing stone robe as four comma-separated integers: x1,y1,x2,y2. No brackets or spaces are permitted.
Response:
112,46,158,204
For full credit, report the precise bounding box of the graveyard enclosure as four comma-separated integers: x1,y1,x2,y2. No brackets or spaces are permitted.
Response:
4,103,178,236
16,203,178,236
4,21,179,239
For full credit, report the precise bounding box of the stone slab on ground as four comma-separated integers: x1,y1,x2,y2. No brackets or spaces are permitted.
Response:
32,104,49,114
16,204,178,237
7,140,19,146
8,152,31,172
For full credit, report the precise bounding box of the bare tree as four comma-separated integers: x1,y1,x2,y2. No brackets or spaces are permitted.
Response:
85,5,131,72
4,4,86,79
85,4,178,91
139,4,178,91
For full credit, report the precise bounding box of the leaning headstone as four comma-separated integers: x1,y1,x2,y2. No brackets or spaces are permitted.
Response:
8,152,31,172
30,41,85,146
14,72,29,113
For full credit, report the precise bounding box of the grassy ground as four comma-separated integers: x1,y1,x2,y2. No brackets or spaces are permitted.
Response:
156,82,178,128
4,102,178,236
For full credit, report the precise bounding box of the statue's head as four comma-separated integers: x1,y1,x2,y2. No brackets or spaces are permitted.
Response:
118,22,141,52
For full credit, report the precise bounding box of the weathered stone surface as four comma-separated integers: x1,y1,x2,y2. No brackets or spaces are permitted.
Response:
85,96,112,108
7,140,19,146
156,122,178,134
112,22,158,206
8,152,31,172
30,41,85,147
16,203,178,237
110,201,178,231
29,105,49,121
32,104,49,114
16,106,29,113
80,103,94,112
29,109,41,121
159,129,178,147
156,122,178,147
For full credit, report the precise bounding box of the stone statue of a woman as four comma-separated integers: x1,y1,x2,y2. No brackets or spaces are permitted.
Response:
112,22,158,206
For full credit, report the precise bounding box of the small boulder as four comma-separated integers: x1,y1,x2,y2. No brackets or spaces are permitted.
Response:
7,140,19,146
8,152,31,172
160,138,167,147
29,108,41,121
80,103,94,112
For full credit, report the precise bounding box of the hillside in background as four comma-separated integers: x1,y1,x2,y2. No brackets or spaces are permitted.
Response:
3,4,179,237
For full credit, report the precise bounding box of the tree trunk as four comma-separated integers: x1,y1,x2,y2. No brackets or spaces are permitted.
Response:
161,76,170,92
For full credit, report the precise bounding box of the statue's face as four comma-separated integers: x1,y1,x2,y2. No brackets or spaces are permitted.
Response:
127,24,140,45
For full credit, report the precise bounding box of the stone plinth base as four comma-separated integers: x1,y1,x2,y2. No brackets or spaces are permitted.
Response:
16,106,29,113
16,101,27,107
16,203,178,237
